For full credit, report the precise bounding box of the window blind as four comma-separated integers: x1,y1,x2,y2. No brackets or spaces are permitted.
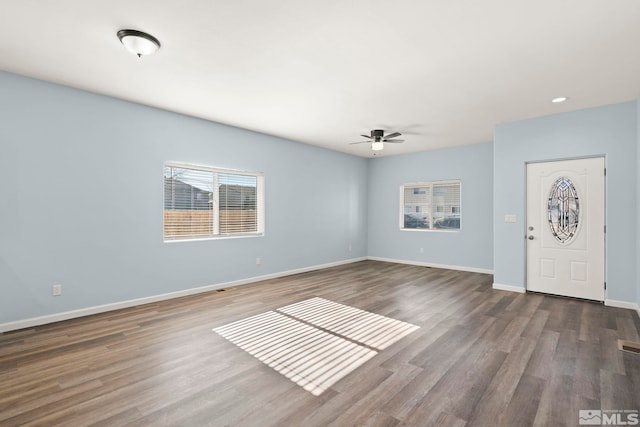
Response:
218,173,258,235
164,163,264,241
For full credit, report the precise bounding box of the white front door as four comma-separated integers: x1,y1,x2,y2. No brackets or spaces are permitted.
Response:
526,157,605,301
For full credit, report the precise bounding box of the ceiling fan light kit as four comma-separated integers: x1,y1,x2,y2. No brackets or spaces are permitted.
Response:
350,129,404,152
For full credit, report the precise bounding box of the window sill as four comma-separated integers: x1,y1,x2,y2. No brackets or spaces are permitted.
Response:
400,228,461,233
164,233,264,243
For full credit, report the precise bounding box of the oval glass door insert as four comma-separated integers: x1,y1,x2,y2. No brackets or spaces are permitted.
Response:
547,177,580,243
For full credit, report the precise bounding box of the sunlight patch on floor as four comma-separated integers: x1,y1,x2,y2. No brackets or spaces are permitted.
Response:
213,298,419,395
278,297,420,350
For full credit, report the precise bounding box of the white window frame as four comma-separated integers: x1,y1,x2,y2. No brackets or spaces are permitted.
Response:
399,180,461,232
164,162,265,242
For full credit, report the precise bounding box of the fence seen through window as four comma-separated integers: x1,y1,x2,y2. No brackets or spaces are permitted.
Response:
164,163,264,241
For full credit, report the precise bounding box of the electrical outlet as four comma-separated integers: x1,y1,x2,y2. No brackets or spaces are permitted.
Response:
256,257,261,265
348,244,352,252
52,284,62,296
420,248,424,254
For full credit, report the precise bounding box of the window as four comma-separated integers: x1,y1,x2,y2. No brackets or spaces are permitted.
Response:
164,163,264,241
400,180,461,231
547,176,579,244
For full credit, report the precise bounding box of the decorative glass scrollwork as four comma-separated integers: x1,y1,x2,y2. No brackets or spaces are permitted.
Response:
547,177,580,243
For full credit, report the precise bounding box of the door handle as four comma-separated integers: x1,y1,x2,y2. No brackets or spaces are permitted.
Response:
528,235,534,240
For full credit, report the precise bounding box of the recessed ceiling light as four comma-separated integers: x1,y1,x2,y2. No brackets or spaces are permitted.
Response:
117,29,161,57
551,97,568,103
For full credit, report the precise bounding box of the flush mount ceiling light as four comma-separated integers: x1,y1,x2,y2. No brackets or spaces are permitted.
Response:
551,96,568,103
117,29,161,57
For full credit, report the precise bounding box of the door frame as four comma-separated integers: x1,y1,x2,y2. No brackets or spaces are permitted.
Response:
523,155,607,299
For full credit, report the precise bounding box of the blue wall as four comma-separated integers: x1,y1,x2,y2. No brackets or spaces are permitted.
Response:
0,71,369,324
367,142,494,271
2,70,638,328
494,102,638,302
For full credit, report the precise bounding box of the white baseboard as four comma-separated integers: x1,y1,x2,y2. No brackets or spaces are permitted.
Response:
366,256,493,275
0,257,367,333
4,257,635,333
492,283,526,294
604,299,640,312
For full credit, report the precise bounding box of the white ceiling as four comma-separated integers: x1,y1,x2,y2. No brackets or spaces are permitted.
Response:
1,1,639,158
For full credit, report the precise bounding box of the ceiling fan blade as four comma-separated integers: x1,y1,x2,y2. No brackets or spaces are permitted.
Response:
384,132,402,139
349,141,370,145
384,139,405,143
360,134,373,139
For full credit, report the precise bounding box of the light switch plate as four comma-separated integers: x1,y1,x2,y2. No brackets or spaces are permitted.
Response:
504,214,517,223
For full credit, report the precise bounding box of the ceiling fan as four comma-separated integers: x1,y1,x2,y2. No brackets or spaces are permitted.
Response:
350,129,404,151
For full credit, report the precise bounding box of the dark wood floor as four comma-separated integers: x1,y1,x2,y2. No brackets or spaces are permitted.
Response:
1,261,639,426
